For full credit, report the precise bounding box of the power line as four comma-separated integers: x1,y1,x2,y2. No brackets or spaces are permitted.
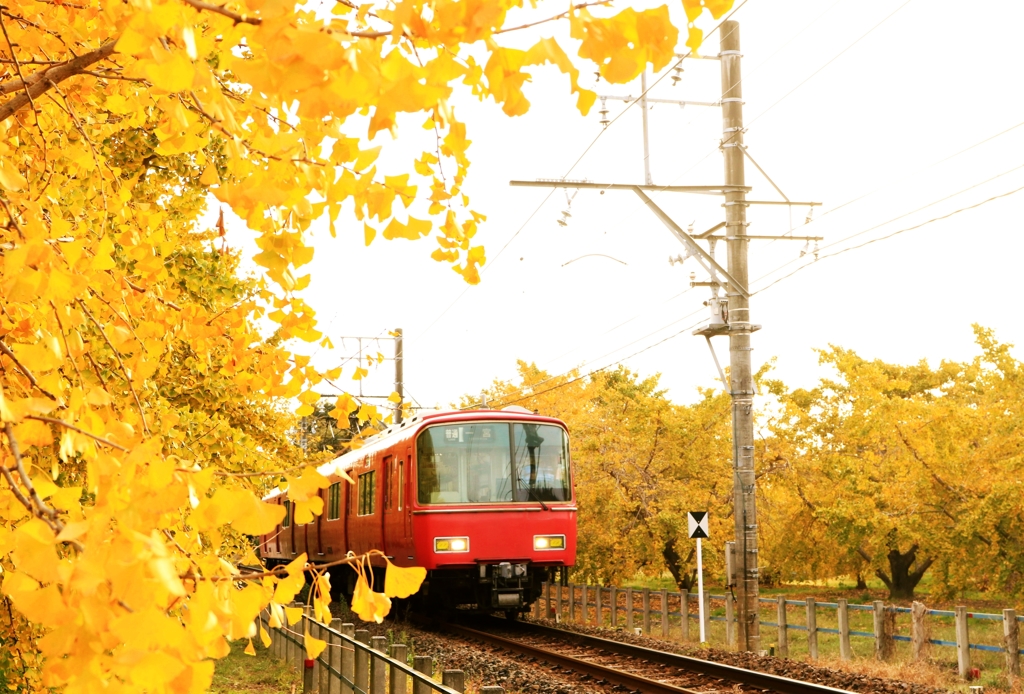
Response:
417,1,752,341
752,181,1024,297
745,0,914,128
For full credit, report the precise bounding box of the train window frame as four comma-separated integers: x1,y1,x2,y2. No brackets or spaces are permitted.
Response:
415,421,572,505
327,482,341,521
398,459,405,511
383,455,394,511
357,470,376,516
281,499,291,528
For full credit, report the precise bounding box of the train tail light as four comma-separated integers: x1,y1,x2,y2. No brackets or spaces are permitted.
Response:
434,537,469,553
534,534,565,550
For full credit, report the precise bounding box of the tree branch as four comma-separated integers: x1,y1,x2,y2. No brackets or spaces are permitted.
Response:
0,40,116,123
179,0,389,38
0,340,58,400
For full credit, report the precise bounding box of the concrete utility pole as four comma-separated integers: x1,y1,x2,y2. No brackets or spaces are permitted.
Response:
511,20,822,653
394,328,404,424
719,20,760,653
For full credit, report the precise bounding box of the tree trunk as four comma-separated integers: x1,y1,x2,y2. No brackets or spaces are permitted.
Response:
855,574,868,590
874,545,934,600
662,537,697,590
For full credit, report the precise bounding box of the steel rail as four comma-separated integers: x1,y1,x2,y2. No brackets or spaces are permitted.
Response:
457,619,860,694
444,622,702,694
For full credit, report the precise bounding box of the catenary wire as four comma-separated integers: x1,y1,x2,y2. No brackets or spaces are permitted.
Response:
745,0,914,129
751,182,1024,297
416,1,751,341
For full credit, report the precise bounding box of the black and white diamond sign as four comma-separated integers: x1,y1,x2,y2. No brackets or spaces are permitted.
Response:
687,511,709,539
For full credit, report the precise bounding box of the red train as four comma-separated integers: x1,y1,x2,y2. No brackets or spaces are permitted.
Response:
260,406,577,615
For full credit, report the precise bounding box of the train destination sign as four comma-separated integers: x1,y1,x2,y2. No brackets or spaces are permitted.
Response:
687,511,710,539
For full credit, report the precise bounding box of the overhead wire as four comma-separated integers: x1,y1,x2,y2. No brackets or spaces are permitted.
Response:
751,179,1024,297
416,0,752,341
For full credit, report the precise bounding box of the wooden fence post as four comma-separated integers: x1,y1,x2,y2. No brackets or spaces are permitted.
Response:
776,596,789,657
643,589,651,634
806,597,818,661
725,594,735,649
354,630,370,694
341,624,355,694
626,588,634,631
544,582,552,618
955,606,971,680
556,583,563,621
370,636,388,694
661,590,669,638
389,645,408,694
329,619,343,694
534,585,542,619
911,602,927,662
610,586,618,627
837,599,852,661
568,583,575,622
596,586,603,626
1004,609,1020,679
317,621,329,694
442,671,466,693
581,585,588,625
412,656,432,694
681,592,690,642
873,602,894,661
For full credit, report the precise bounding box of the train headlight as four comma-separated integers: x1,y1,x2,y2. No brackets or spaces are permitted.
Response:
534,535,565,550
434,537,469,553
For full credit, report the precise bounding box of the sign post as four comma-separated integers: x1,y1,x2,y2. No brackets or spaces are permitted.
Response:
688,511,710,644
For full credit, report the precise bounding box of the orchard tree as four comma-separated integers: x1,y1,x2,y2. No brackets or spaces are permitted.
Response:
0,0,733,690
762,328,1024,600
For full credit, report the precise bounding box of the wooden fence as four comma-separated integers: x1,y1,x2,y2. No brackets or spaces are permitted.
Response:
537,582,1023,680
259,607,506,694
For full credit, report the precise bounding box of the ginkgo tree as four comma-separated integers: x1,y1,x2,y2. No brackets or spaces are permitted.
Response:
0,0,733,690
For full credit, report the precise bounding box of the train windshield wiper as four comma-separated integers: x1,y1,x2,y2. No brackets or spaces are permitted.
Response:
516,476,549,511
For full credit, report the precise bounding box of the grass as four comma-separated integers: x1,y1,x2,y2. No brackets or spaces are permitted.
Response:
211,637,300,694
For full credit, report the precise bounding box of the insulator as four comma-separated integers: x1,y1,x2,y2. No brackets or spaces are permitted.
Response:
670,65,684,86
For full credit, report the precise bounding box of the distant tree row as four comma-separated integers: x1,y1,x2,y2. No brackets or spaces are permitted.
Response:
472,326,1024,601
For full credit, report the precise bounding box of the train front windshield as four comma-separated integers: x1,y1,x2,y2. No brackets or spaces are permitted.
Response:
417,422,570,504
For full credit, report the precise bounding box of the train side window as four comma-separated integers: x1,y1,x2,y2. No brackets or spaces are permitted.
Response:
327,482,341,521
358,471,376,516
281,500,291,528
383,456,393,510
398,460,405,511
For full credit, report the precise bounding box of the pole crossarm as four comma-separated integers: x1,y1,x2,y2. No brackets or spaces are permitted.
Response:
600,94,720,108
509,180,750,194
631,187,750,298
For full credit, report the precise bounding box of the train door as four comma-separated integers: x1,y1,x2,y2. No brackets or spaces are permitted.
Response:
274,498,281,555
404,448,413,537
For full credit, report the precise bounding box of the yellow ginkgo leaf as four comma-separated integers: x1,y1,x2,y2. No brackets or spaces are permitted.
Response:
350,572,393,624
284,606,304,626
260,625,272,648
244,639,256,656
304,629,327,660
383,560,426,599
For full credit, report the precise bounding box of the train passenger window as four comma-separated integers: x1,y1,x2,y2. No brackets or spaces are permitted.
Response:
357,471,376,516
281,500,291,527
327,482,341,521
383,456,394,510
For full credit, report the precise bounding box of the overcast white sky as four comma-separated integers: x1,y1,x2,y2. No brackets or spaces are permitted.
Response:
226,0,1024,410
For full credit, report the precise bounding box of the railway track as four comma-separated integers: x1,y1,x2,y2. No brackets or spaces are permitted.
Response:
443,618,858,694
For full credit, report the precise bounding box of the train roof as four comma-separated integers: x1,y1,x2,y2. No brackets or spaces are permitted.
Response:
263,406,567,501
